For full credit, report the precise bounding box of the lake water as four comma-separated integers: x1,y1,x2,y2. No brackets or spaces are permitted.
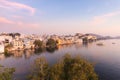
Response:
0,39,120,80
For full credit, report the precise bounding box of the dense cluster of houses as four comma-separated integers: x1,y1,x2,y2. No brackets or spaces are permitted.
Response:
0,33,97,53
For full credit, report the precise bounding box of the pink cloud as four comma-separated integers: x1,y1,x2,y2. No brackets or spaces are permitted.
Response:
0,0,35,15
12,15,23,19
0,16,39,28
102,11,120,17
79,11,120,26
16,21,39,28
90,16,106,26
0,17,14,24
90,11,120,26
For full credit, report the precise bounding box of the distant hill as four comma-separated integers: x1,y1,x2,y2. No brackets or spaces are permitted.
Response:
85,33,104,39
114,36,120,39
85,33,117,40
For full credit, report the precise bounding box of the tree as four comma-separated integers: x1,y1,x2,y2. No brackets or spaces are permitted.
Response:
50,54,98,80
28,54,98,80
34,40,43,48
15,33,21,36
9,33,14,37
28,57,49,80
0,65,15,80
5,44,13,49
9,33,21,38
62,54,98,80
46,39,57,48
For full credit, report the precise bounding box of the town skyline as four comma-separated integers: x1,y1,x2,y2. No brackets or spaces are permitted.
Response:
0,0,120,36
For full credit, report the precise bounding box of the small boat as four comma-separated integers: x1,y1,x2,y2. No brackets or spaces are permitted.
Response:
112,42,115,44
96,43,104,46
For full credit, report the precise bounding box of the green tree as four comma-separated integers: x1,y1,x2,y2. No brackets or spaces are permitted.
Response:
9,33,21,38
15,33,21,36
5,44,13,49
34,40,43,48
50,54,98,80
0,65,15,80
28,54,98,80
4,44,13,57
50,61,64,80
46,38,57,48
28,57,49,80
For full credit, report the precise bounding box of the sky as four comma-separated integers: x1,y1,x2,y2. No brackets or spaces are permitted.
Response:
0,0,120,36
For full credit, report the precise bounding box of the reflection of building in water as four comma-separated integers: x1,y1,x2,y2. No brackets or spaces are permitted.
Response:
57,45,63,50
74,44,82,49
24,49,34,59
11,50,23,58
83,42,93,48
0,54,5,60
57,44,83,50
57,44,74,50
10,49,35,59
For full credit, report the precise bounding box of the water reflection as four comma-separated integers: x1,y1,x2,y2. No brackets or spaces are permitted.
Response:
24,50,34,59
46,47,58,53
0,47,59,59
0,40,120,80
0,42,105,60
0,54,5,60
0,43,90,60
74,43,83,49
34,48,45,54
83,42,94,48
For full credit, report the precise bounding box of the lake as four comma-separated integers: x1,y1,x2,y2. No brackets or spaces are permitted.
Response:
0,39,120,80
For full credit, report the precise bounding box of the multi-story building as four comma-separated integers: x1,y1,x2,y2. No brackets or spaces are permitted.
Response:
0,42,4,53
12,39,24,50
23,39,35,49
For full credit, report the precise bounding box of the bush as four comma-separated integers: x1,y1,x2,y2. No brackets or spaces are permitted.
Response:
46,39,57,48
28,57,49,80
0,65,15,80
34,40,43,48
28,54,98,80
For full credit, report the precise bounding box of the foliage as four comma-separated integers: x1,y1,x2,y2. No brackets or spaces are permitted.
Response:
15,33,21,36
46,38,57,48
5,44,13,49
4,44,13,57
28,57,49,80
4,49,11,57
34,40,43,48
9,33,21,37
28,54,98,80
0,65,15,80
83,37,88,43
50,54,98,80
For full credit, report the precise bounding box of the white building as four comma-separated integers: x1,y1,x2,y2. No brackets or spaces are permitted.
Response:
74,39,83,43
0,35,13,43
23,39,35,49
12,39,24,50
0,42,4,53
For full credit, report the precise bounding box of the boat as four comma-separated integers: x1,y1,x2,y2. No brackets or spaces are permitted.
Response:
112,42,115,44
96,43,104,46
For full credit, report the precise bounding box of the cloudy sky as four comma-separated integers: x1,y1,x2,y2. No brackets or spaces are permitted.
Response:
0,0,120,36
